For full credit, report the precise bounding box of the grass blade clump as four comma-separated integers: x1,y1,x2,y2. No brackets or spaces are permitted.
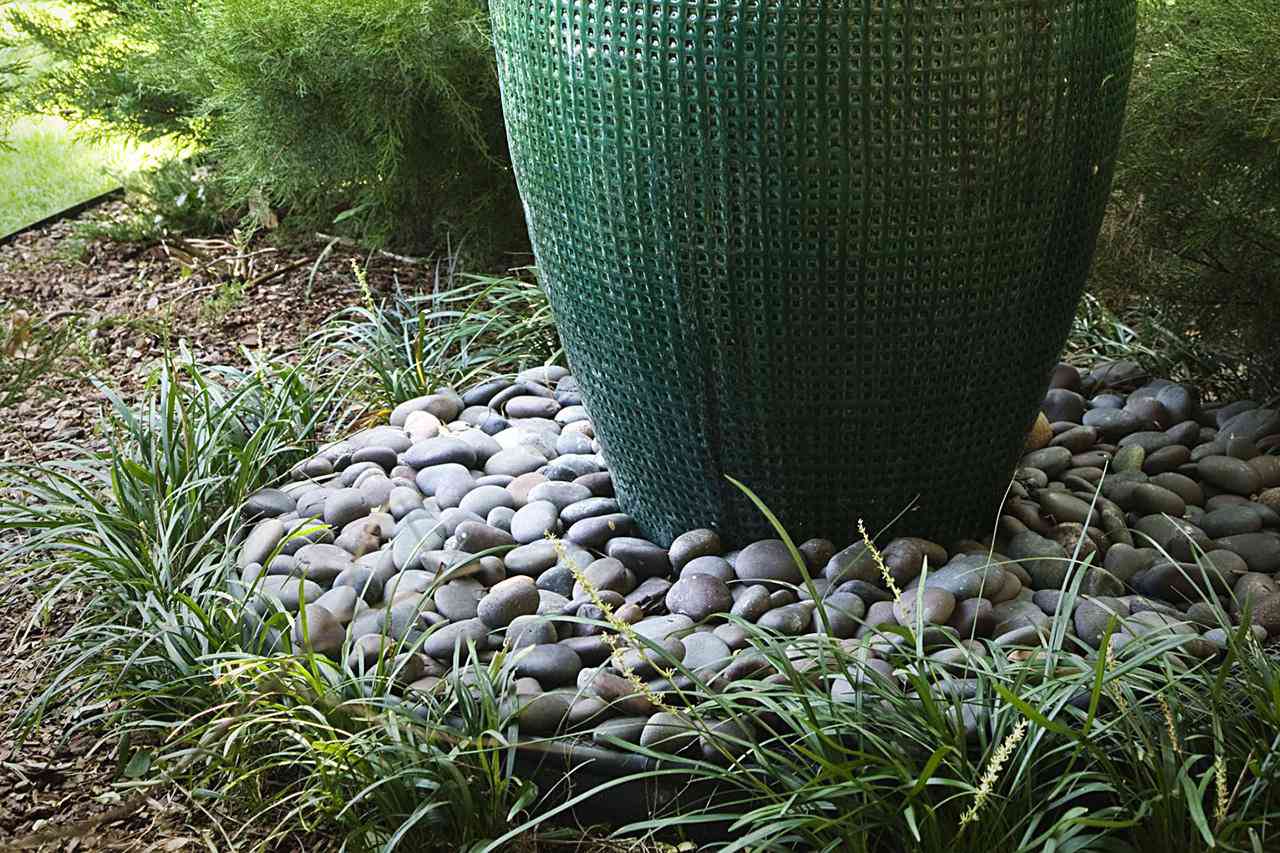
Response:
309,265,560,410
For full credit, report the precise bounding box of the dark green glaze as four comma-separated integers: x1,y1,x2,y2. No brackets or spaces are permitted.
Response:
493,0,1137,546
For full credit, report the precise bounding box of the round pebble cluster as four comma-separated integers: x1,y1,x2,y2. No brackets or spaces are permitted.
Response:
232,360,1280,749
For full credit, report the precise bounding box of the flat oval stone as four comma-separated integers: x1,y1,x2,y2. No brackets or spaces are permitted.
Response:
1130,483,1186,517
665,574,733,622
510,691,573,735
504,614,558,648
1118,430,1175,454
668,529,722,571
1021,446,1072,477
390,394,462,427
506,395,561,420
461,378,512,406
403,436,476,470
572,557,635,597
560,497,621,526
477,576,540,627
946,598,996,638
735,539,803,585
893,588,956,626
1042,389,1086,423
257,575,323,611
555,430,594,455
484,447,547,478
1133,515,1212,562
612,637,685,678
535,564,575,597
924,554,1007,600
623,577,671,611
726,586,769,623
566,513,636,549
239,518,285,568
526,481,592,511
290,603,345,656
457,484,515,518
487,506,516,532
456,428,501,464
680,631,732,676
494,427,558,459
574,472,614,497
1143,444,1191,475
506,471,547,507
1201,506,1264,539
815,592,866,638
334,565,383,604
591,716,651,745
404,410,443,441
513,643,582,686
756,602,815,635
351,445,399,472
453,521,515,553
509,500,561,544
433,578,486,621
423,618,490,660
1050,425,1100,454
294,542,355,582
1215,532,1280,573
1083,408,1145,440
631,614,694,642
1037,491,1095,524
1247,456,1280,491
1073,597,1129,647
244,489,296,521
1198,455,1262,496
1150,472,1204,507
1006,530,1069,590
349,426,412,454
681,555,735,582
413,463,472,498
713,622,751,650
384,484,424,517
504,540,559,575
605,537,671,578
1219,408,1280,444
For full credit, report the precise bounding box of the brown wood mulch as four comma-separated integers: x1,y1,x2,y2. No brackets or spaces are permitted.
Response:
0,206,447,851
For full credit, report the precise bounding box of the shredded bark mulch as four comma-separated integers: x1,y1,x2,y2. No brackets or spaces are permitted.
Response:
0,205,447,850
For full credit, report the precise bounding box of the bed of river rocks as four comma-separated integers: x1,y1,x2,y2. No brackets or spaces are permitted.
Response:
231,360,1280,748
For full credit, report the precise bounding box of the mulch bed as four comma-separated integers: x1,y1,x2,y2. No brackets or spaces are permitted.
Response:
0,204,450,850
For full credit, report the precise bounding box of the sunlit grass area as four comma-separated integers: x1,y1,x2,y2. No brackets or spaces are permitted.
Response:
0,115,164,236
0,1,169,237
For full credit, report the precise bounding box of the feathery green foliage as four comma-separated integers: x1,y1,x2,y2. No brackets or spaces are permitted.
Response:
1091,0,1280,398
0,0,524,257
193,0,522,255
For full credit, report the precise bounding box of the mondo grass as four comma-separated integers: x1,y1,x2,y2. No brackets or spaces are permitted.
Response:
571,590,1280,852
1068,293,1248,400
0,350,358,736
4,335,1279,850
538,484,1280,853
0,345,560,850
309,264,561,412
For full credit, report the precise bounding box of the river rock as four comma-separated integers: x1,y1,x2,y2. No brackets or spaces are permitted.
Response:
665,574,733,622
477,576,540,627
1198,455,1262,496
510,500,561,544
669,529,722,571
514,643,582,686
737,539,803,585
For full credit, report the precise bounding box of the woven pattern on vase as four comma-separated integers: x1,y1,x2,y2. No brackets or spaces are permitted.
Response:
492,0,1137,546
